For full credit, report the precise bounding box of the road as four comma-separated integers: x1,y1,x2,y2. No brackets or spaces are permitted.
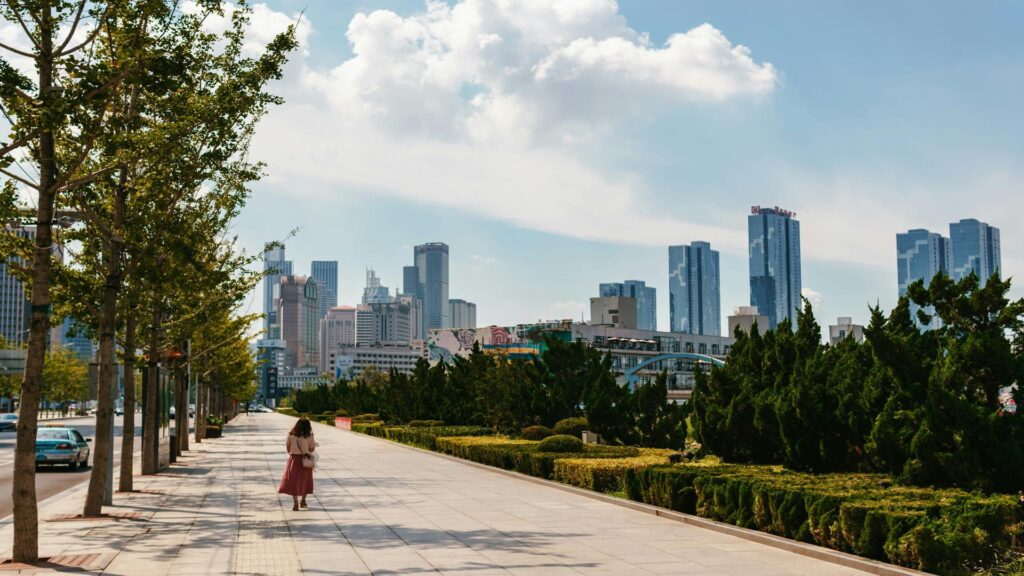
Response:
0,413,191,519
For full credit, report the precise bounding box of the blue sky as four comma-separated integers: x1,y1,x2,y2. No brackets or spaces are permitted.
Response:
237,0,1024,333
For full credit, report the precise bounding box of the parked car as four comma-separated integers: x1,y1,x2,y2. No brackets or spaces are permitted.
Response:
36,427,90,470
114,406,124,416
0,413,17,431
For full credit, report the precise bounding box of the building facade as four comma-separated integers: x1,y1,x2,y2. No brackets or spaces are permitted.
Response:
727,306,769,336
59,318,97,363
748,206,801,330
276,275,319,371
949,219,1001,285
896,228,951,329
408,243,450,333
319,306,356,373
829,317,865,345
355,297,420,347
668,242,720,336
449,299,477,329
589,296,638,330
310,260,338,321
361,268,391,305
262,244,292,338
0,226,35,347
599,280,656,331
329,344,424,379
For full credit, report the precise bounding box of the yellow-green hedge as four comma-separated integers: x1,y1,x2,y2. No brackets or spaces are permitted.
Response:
554,451,672,493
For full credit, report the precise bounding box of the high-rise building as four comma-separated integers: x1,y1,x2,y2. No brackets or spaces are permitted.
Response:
263,244,292,338
310,260,338,321
599,281,656,331
949,219,1001,285
668,242,720,336
589,296,638,329
0,226,33,347
59,318,97,363
319,306,356,373
449,299,477,329
275,275,319,371
896,228,951,328
748,206,802,330
355,298,419,346
361,268,392,305
408,243,450,332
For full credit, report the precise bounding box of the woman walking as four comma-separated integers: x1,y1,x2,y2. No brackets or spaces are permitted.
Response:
278,417,315,511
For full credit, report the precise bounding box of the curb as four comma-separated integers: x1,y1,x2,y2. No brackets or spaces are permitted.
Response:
322,421,932,576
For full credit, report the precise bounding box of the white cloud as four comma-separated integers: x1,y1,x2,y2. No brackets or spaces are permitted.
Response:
469,254,498,265
181,1,312,57
801,287,824,309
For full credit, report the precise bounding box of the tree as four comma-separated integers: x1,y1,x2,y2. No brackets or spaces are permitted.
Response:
41,347,87,407
631,372,686,449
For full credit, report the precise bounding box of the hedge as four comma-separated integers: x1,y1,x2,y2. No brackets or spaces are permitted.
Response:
356,424,491,451
554,450,672,493
538,434,584,453
625,463,1020,574
276,407,298,417
553,417,588,437
435,436,638,480
520,425,554,440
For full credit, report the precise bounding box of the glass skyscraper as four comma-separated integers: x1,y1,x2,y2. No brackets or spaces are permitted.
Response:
311,260,338,321
410,243,450,332
949,219,1001,286
896,228,951,329
748,206,801,330
599,280,657,331
262,244,292,338
668,242,720,336
0,226,34,346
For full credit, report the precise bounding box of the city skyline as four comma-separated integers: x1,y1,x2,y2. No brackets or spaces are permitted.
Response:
238,0,1023,336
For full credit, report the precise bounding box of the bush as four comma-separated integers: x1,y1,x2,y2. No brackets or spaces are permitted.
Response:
206,415,224,427
434,436,637,479
333,409,349,416
351,413,380,423
276,407,298,417
624,463,1019,574
520,425,554,441
539,434,584,453
553,417,588,438
554,451,672,493
355,424,491,450
408,420,445,428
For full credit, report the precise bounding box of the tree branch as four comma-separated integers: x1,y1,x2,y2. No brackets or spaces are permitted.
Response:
4,0,40,51
55,6,108,58
54,0,87,56
0,167,38,189
0,135,31,158
0,41,34,58
57,165,117,193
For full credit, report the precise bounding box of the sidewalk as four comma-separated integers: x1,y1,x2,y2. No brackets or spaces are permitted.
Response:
0,413,895,575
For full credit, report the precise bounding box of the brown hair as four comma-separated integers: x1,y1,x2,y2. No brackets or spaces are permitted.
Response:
290,417,312,438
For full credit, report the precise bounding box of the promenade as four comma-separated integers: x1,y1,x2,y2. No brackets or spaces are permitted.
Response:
0,413,907,575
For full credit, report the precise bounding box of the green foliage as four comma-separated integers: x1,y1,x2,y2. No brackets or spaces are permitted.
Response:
538,434,584,453
520,425,554,440
631,373,686,449
434,435,638,479
552,417,588,437
350,413,380,423
275,407,298,417
41,347,88,403
626,463,1018,574
554,452,672,493
408,420,445,428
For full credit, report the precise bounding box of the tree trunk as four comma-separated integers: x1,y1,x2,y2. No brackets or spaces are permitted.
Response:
118,311,137,492
13,4,55,561
174,366,185,454
83,163,128,516
142,303,160,474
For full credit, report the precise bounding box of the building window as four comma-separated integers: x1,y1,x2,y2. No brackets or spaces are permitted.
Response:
685,342,694,353
711,344,719,355
699,343,707,354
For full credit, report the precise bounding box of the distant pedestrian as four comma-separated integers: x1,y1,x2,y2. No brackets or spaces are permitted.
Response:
278,417,315,511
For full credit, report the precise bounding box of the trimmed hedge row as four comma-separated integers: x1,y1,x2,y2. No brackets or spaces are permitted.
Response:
554,450,672,493
625,464,1019,574
355,423,491,450
435,436,638,480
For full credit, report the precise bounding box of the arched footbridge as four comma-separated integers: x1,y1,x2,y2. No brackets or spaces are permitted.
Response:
622,352,725,400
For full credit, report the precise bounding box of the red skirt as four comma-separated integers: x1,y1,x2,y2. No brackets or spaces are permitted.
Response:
278,454,314,496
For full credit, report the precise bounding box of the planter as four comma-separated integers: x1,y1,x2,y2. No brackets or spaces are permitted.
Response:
205,426,222,439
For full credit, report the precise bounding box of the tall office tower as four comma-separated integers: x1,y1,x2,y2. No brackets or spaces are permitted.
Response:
896,228,951,328
668,242,721,336
748,206,802,330
402,266,418,298
0,226,34,346
319,306,356,373
397,294,422,340
361,269,392,304
355,299,419,346
262,244,292,338
949,219,1001,286
276,275,319,370
598,281,656,331
60,318,97,363
411,243,450,331
310,260,338,321
449,299,477,329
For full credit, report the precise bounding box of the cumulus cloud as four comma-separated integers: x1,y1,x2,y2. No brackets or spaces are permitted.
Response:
801,287,824,308
182,1,312,57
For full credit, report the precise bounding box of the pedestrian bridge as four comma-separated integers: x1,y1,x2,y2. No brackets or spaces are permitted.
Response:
622,352,725,390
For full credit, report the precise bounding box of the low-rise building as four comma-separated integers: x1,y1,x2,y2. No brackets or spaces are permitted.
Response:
328,343,424,379
589,296,638,329
727,306,769,336
829,317,865,345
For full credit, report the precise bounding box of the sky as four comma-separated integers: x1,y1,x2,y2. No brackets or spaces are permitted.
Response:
232,0,1024,334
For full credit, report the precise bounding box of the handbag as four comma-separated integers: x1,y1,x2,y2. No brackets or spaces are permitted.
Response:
301,453,315,469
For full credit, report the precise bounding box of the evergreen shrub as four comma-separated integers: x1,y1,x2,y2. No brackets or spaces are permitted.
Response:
408,420,445,428
553,417,588,437
539,434,584,453
520,425,554,440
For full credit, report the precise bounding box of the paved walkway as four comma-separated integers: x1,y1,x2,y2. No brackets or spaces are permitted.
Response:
0,413,882,575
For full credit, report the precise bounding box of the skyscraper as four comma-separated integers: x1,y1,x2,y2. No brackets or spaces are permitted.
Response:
949,219,1001,285
0,226,33,347
748,206,801,330
598,281,656,331
409,243,450,332
449,299,477,329
668,242,721,336
263,244,292,338
276,275,319,370
361,269,392,304
896,228,951,297
310,260,338,321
